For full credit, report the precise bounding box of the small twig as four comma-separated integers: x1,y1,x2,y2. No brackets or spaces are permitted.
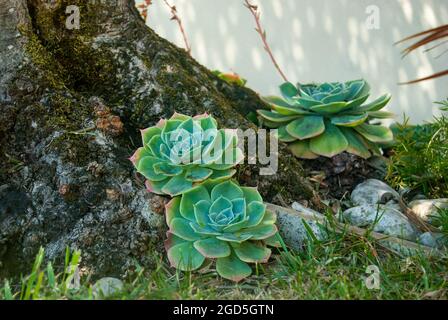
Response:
162,0,192,55
244,0,288,83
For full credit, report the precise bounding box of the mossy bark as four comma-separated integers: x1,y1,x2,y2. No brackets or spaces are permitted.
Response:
0,0,318,278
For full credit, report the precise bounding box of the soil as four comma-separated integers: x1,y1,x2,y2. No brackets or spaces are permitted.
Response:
301,153,388,200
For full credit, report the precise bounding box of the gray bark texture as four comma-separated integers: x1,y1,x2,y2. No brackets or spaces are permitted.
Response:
0,0,317,278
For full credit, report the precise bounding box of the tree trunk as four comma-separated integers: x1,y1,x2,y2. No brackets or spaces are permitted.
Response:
0,0,317,278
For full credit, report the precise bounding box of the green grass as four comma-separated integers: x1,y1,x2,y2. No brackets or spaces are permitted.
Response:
1,227,447,300
387,104,448,198
432,208,448,239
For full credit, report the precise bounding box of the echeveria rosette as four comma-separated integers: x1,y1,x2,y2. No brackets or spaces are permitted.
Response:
258,80,394,159
130,113,244,196
164,180,279,282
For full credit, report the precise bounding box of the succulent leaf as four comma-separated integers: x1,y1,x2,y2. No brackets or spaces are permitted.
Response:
167,242,205,271
193,238,231,258
331,113,368,127
194,200,212,226
289,140,319,159
257,109,300,123
280,82,299,100
211,180,244,201
145,179,169,195
166,197,182,226
239,224,278,240
170,218,202,241
161,175,193,197
233,242,271,263
309,123,349,157
245,202,267,228
271,104,311,116
241,187,263,204
262,95,294,108
216,252,252,282
184,167,213,182
277,126,297,142
264,234,282,247
286,116,325,140
141,127,162,145
216,233,252,243
137,156,167,181
367,111,395,119
310,102,348,114
340,127,371,159
357,94,391,112
355,124,394,143
180,185,211,221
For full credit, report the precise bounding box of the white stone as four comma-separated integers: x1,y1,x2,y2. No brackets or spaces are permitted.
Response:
276,207,327,252
92,277,124,299
342,204,418,241
351,179,399,206
408,199,448,222
417,232,447,248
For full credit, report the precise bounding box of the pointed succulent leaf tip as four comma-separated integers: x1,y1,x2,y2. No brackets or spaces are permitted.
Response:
258,79,392,159
165,197,182,226
129,148,141,166
193,112,209,119
156,118,166,129
163,180,279,282
355,124,394,143
141,127,162,145
280,82,299,99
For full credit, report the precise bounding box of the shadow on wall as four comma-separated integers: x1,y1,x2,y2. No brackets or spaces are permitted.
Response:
139,0,448,124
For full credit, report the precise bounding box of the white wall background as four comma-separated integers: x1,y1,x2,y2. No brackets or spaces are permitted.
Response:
140,0,448,124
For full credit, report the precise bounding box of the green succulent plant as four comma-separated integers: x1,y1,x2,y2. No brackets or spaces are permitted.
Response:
130,113,243,196
164,180,279,282
258,80,394,159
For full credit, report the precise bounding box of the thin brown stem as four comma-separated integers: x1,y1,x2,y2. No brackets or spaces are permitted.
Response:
244,0,288,83
162,0,192,55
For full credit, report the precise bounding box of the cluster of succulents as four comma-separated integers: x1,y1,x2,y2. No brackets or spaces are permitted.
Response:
130,113,243,196
165,180,279,282
131,112,279,282
258,80,394,159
